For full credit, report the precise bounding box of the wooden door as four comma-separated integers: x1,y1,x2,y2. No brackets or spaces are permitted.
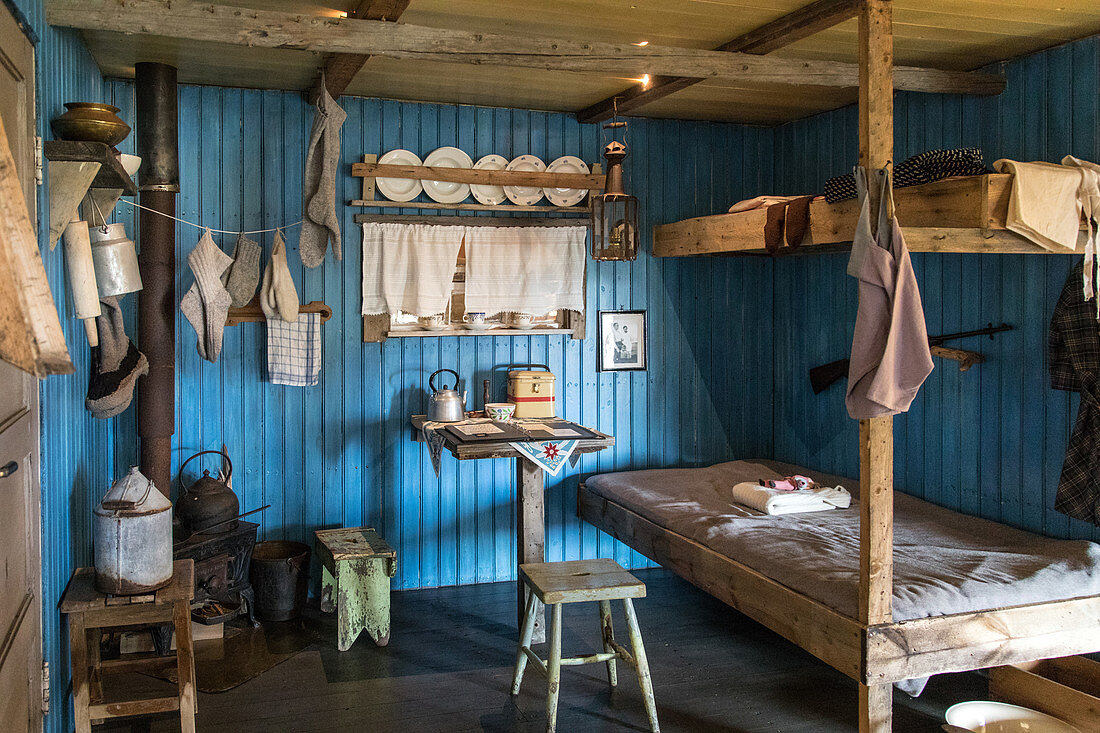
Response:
0,5,43,731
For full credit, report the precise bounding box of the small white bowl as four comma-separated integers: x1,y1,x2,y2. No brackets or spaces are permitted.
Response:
484,402,516,421
945,701,1081,733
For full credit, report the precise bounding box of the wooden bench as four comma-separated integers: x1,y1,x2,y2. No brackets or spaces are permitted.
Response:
59,560,196,733
315,526,397,650
512,558,659,732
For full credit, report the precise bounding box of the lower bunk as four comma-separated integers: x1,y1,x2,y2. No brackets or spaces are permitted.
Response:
576,459,1100,690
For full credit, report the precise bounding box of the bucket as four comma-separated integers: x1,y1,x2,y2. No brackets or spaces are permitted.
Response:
249,541,310,621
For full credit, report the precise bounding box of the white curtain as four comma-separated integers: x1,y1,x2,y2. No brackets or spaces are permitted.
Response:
360,222,465,316
464,226,586,316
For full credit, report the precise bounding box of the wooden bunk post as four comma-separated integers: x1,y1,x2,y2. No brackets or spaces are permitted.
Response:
857,0,894,731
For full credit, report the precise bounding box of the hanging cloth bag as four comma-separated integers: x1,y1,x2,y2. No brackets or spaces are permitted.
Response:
845,166,934,419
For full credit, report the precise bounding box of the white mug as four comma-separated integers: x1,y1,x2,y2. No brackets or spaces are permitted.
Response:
510,313,533,328
463,312,486,325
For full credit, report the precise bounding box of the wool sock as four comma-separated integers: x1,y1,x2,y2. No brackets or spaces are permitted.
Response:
299,84,347,268
86,295,148,419
260,231,300,322
223,233,261,307
180,230,234,362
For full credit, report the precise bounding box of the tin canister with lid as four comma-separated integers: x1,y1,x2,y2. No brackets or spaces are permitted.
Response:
93,466,174,595
507,364,557,418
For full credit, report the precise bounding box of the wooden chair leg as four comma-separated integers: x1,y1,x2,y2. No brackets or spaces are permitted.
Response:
68,613,92,733
598,599,617,688
859,682,892,733
623,598,660,733
511,590,539,695
174,600,197,733
546,603,563,733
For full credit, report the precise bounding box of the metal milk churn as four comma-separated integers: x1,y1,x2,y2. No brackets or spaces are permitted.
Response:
93,466,174,595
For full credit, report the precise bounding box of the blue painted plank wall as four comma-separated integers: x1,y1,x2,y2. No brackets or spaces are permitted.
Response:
767,36,1100,543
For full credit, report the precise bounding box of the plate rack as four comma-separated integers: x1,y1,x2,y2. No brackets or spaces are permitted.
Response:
350,154,602,220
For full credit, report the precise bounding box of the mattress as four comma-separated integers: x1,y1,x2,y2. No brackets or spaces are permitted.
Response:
584,459,1100,623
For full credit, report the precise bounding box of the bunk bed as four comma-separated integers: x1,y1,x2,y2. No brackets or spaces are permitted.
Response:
653,173,1086,257
580,3,1100,732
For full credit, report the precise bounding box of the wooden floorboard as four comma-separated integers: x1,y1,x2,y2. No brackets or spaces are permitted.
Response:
98,569,985,732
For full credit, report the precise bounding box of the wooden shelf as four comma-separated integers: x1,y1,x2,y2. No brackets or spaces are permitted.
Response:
44,141,137,195
387,326,573,338
350,199,591,214
225,299,332,326
354,213,589,226
653,174,1088,257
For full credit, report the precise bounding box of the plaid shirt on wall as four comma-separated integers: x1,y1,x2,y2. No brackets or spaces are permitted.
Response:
1050,261,1100,526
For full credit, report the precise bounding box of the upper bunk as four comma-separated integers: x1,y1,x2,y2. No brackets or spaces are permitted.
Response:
653,173,1086,257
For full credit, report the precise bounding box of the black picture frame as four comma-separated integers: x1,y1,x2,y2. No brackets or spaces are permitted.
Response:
598,310,647,372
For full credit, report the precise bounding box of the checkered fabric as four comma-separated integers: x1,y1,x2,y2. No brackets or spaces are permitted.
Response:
824,148,989,203
266,312,321,387
1050,261,1100,525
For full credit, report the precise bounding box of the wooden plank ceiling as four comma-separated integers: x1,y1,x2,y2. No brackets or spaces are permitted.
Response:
73,0,1100,124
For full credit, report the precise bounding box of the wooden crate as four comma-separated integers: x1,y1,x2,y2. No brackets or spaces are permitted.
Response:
989,656,1100,731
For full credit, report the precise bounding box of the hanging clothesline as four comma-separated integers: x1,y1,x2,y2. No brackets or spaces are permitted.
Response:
116,198,303,236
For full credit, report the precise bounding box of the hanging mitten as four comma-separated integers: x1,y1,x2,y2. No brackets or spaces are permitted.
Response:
86,296,148,419
260,231,300,322
222,233,262,307
299,82,347,268
180,230,234,362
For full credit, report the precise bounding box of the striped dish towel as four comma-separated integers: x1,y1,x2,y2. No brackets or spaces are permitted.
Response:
266,312,321,387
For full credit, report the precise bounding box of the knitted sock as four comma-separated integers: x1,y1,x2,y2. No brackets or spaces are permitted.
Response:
223,233,261,307
86,296,149,419
180,230,234,362
260,231,300,322
300,84,347,268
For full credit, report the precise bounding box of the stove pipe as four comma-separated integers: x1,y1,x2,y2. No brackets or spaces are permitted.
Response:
135,62,178,498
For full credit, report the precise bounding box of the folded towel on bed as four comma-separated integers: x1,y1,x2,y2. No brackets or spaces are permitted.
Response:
731,482,851,515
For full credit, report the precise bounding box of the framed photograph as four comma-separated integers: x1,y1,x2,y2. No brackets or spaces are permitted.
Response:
598,310,647,371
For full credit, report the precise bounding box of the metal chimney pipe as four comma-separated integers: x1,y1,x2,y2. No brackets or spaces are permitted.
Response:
135,62,178,498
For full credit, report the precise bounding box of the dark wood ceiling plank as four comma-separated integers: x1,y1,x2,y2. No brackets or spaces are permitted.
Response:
576,0,861,124
309,0,411,103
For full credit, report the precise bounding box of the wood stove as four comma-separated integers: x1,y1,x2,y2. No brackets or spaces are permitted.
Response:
173,520,258,625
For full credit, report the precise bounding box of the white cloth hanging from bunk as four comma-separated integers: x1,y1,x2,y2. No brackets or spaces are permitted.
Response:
360,222,465,317
464,225,586,317
1061,156,1100,318
993,159,1083,251
845,166,934,419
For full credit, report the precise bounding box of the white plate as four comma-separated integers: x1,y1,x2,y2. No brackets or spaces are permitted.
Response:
471,154,508,205
946,701,1081,733
423,146,473,204
376,149,423,202
504,155,546,206
544,156,590,207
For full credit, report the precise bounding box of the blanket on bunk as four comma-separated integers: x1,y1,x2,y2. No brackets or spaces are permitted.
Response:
584,459,1100,625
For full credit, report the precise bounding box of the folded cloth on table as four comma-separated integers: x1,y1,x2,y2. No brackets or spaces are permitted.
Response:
361,222,465,317
464,226,586,317
993,159,1083,252
731,482,851,515
266,312,321,387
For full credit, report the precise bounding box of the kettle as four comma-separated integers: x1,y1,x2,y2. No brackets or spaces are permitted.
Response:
175,450,240,535
427,369,466,423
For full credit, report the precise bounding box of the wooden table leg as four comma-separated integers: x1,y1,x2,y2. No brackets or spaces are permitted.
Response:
516,458,546,644
173,599,197,733
68,613,92,733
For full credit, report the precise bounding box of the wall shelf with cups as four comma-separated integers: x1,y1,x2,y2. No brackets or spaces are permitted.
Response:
349,148,602,225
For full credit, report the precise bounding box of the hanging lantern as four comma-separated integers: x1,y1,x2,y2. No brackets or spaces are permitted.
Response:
591,126,639,261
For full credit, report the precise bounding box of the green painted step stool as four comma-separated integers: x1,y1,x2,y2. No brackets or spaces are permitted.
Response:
314,526,396,650
512,558,660,733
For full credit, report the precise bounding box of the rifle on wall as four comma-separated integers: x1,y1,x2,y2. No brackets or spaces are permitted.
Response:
808,323,1013,395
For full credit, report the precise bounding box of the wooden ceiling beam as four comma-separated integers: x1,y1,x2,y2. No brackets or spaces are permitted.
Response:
308,0,410,103
576,0,862,124
44,0,1004,97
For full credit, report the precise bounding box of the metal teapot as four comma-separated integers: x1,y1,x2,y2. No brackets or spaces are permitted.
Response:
427,369,466,423
175,450,240,535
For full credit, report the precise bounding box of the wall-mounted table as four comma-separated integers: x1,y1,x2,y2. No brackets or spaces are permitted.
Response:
411,416,614,643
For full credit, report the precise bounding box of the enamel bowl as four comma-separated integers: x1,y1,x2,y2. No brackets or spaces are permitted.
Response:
945,701,1081,733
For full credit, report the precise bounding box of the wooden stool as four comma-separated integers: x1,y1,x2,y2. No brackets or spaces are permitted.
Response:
59,560,196,733
511,559,659,733
315,526,397,650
